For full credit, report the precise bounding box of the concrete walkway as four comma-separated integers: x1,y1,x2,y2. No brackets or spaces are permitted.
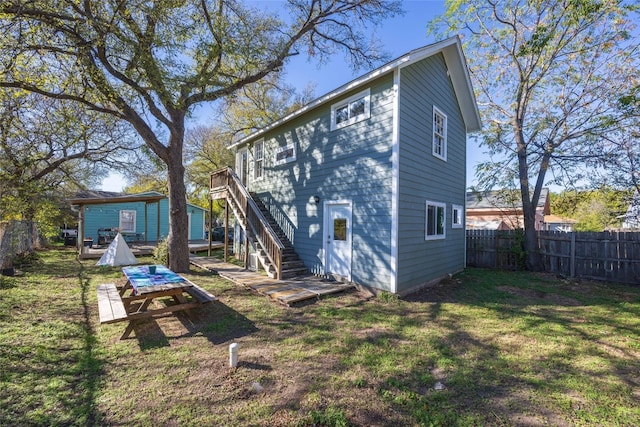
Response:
189,256,354,306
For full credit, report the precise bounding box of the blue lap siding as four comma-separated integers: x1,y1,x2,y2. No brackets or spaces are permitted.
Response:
396,53,467,293
232,37,479,293
82,197,205,243
247,75,396,290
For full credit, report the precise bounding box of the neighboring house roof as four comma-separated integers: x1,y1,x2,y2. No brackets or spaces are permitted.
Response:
69,190,206,211
230,35,481,149
467,188,550,215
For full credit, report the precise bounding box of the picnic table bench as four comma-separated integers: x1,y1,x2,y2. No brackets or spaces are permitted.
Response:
97,265,215,339
97,283,128,324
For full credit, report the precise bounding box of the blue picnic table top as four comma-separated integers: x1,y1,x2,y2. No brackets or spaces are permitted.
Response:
122,265,188,293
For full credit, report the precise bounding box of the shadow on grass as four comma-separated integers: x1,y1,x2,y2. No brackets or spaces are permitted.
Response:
0,251,109,425
76,257,108,425
117,299,259,351
381,268,640,425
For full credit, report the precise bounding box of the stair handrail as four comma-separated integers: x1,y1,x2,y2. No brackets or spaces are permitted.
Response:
210,167,284,279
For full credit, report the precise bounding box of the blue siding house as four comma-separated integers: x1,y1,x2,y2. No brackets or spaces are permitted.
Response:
211,37,481,295
70,190,206,248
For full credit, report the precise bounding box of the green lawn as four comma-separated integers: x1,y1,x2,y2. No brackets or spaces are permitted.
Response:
1,247,638,426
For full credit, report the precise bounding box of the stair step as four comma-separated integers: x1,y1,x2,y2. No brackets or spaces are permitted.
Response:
246,191,309,279
280,267,310,279
282,260,305,269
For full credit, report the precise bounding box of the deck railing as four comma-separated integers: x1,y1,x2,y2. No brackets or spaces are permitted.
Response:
210,167,284,279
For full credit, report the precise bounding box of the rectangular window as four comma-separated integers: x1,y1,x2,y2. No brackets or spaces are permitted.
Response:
425,201,446,240
254,140,264,180
452,204,463,228
433,106,447,161
331,89,371,131
119,210,136,233
275,143,296,165
333,218,347,241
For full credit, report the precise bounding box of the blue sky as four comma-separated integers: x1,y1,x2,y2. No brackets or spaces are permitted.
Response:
101,0,485,191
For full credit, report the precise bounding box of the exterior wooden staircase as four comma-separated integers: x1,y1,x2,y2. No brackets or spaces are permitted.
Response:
209,167,308,280
249,193,308,279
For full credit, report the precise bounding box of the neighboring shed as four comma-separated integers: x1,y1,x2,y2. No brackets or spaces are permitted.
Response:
211,36,481,295
69,190,206,252
543,214,577,232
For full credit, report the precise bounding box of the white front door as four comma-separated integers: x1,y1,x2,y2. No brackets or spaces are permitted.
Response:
325,202,352,281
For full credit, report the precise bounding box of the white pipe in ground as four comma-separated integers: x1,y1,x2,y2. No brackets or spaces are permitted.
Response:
229,343,238,368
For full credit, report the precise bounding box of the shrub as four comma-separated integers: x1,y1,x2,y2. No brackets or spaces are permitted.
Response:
153,239,168,265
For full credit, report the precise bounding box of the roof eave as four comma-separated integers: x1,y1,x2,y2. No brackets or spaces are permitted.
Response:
69,194,167,205
229,36,481,149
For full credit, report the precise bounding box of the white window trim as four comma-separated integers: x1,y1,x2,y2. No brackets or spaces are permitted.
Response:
432,106,447,161
452,204,464,229
119,210,136,233
274,143,296,165
254,139,264,180
330,88,371,131
425,201,446,240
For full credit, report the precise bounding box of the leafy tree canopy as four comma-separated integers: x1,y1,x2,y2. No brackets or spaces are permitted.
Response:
431,0,639,269
1,0,402,271
0,90,139,236
550,187,632,231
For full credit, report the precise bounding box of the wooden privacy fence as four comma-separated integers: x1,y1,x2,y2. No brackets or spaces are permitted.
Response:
466,230,640,284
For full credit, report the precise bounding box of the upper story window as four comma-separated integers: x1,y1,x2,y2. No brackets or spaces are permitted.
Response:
119,210,136,233
254,140,264,180
433,106,447,161
331,89,371,131
425,201,446,240
275,143,296,165
452,204,463,228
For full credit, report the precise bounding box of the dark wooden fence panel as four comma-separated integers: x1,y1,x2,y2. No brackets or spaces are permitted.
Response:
466,230,523,270
466,230,495,268
467,230,640,284
538,231,573,277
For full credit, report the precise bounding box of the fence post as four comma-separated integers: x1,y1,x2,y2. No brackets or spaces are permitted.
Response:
494,230,499,268
570,232,576,278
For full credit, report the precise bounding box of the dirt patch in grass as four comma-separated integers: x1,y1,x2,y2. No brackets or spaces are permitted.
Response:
496,285,583,306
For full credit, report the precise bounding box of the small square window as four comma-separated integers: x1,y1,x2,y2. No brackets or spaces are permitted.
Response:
425,201,446,240
452,204,463,228
335,105,349,125
433,107,447,161
119,210,136,233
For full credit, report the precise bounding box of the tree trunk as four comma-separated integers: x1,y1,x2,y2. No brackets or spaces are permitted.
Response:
514,114,542,272
166,130,190,273
522,204,541,271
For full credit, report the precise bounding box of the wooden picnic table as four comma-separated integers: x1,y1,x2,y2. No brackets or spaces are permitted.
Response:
97,265,215,339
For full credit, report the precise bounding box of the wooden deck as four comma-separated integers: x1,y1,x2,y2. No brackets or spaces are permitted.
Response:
189,256,354,306
79,240,223,259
